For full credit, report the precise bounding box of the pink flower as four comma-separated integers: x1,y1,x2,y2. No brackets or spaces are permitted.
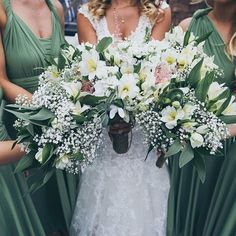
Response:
154,63,172,84
81,81,95,93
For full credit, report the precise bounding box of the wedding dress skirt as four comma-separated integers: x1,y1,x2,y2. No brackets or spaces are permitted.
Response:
70,127,170,236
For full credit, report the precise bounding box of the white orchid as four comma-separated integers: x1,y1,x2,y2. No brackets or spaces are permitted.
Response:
118,74,139,100
190,132,204,148
160,106,185,129
79,49,107,80
182,121,198,133
208,82,227,101
62,81,82,99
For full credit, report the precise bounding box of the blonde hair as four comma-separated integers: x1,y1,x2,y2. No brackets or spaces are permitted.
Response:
87,0,165,22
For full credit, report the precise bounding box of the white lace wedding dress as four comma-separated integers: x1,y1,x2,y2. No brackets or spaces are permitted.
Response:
70,3,170,236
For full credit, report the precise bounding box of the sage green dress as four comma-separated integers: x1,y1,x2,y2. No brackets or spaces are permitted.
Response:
167,9,236,236
1,0,79,234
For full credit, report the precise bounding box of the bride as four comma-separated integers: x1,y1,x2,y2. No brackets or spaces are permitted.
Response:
70,0,171,235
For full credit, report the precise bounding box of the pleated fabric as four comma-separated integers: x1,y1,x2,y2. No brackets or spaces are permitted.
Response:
0,0,79,234
167,8,236,236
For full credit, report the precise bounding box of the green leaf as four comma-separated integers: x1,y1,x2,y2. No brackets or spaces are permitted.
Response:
179,143,194,168
80,95,106,107
96,37,113,53
219,115,236,124
14,151,36,173
183,30,191,47
42,144,54,164
216,93,232,116
134,63,141,74
73,115,87,124
195,71,215,102
57,51,66,71
187,58,204,88
165,139,182,157
193,154,206,183
4,108,32,121
30,108,55,121
26,124,34,136
195,31,212,45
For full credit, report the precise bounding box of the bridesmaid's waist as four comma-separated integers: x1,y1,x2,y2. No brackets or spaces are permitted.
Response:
10,75,39,93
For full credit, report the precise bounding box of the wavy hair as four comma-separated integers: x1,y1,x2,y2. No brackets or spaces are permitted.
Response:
87,0,165,22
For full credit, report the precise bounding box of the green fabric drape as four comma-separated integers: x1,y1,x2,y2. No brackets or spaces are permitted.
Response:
167,8,236,236
1,0,79,234
0,87,45,236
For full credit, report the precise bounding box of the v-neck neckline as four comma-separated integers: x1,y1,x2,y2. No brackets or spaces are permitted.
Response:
9,0,54,41
103,15,144,41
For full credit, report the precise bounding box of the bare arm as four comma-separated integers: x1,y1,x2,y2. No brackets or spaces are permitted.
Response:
179,17,192,32
77,13,97,44
0,141,24,165
151,7,172,40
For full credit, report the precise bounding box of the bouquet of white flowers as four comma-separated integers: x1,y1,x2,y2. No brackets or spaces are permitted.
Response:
6,27,236,186
135,28,236,182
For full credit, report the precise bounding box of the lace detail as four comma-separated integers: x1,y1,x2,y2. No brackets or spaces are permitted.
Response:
78,3,171,42
70,127,170,236
73,3,170,235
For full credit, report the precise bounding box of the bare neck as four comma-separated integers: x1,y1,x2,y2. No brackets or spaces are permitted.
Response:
111,0,137,8
210,2,236,24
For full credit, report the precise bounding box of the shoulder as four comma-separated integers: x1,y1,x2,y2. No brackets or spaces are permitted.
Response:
0,0,7,30
179,17,192,32
78,4,96,27
51,0,64,22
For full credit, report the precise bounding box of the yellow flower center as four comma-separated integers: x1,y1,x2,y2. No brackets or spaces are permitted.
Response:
87,59,97,72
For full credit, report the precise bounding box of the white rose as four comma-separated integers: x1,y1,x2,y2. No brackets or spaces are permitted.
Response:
190,132,204,148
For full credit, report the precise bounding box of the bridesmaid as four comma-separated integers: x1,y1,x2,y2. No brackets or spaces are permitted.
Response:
0,0,78,233
167,1,236,236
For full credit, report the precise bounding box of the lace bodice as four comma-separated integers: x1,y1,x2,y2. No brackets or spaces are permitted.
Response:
78,1,169,42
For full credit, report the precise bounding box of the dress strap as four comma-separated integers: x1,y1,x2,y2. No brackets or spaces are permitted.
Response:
78,4,96,29
45,0,61,24
2,0,12,16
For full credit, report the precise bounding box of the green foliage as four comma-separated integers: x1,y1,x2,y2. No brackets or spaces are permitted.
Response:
96,37,113,53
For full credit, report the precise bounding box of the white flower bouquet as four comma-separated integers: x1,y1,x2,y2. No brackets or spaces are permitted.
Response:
135,28,236,182
6,27,236,186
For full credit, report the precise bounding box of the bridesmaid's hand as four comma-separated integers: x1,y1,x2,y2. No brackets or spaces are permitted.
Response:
0,141,25,165
227,124,236,137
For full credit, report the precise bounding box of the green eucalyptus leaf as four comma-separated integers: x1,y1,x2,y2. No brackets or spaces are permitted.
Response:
179,143,194,168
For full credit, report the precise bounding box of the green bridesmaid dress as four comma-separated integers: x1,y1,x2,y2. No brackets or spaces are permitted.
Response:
167,8,236,236
1,0,79,233
0,88,45,236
